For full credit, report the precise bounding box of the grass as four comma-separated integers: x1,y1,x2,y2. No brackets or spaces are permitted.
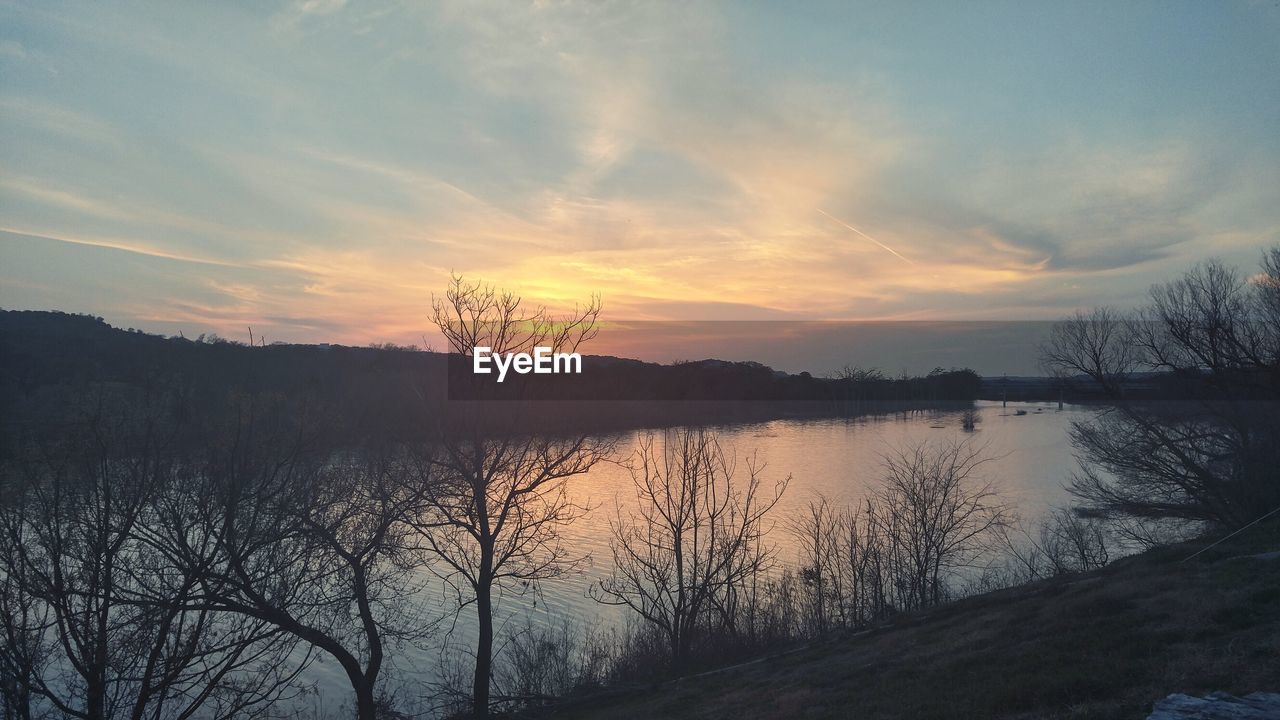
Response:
549,521,1280,720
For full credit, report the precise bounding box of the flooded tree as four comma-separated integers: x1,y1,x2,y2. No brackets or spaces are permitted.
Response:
788,496,841,635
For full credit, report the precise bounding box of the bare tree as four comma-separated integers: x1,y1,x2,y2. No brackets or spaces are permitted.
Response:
790,496,894,631
421,275,607,717
1042,248,1280,528
1259,247,1280,334
591,429,788,674
874,439,1008,610
0,516,44,720
998,508,1111,581
430,274,600,359
413,433,605,716
788,442,1005,631
834,499,890,625
0,401,302,720
1040,508,1110,573
138,398,431,720
787,496,841,635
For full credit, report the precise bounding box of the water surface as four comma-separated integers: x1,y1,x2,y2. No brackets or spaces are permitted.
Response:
311,400,1095,705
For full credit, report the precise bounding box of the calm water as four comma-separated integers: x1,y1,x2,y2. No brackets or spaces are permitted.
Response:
535,400,1089,628
307,400,1096,705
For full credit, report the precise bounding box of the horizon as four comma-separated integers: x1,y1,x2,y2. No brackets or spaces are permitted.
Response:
6,308,1068,376
3,1,1279,353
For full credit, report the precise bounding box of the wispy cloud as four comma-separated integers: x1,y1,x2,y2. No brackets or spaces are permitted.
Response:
0,40,27,60
2,1,1278,345
0,98,119,145
0,227,244,267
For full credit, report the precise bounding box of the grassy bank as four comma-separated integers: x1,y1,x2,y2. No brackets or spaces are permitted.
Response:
548,521,1280,720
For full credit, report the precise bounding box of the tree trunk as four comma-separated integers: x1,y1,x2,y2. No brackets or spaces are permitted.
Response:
88,637,107,720
86,682,105,720
354,680,377,720
472,579,493,718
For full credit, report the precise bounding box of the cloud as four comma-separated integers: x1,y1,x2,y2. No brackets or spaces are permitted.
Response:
2,1,1278,345
0,227,243,268
270,0,348,31
0,40,27,60
0,98,120,146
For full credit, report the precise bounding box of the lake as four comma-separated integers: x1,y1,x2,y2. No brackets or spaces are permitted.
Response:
306,399,1097,707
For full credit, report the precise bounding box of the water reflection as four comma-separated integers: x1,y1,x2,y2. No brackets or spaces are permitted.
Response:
315,400,1096,699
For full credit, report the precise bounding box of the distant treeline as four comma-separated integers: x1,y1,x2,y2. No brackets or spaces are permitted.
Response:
977,369,1277,404
0,310,985,446
448,353,982,403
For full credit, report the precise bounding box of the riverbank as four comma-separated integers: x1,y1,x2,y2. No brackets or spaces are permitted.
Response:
543,520,1280,720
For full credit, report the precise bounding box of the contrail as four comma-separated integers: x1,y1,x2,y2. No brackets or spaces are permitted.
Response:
816,208,915,266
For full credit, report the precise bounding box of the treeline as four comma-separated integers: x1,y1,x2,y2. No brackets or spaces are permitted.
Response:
448,354,981,404
0,310,440,450
0,310,983,451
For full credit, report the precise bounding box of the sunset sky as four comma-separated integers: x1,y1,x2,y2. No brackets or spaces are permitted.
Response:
2,1,1278,356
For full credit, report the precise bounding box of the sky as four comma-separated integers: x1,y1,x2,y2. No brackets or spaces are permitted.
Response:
2,1,1279,365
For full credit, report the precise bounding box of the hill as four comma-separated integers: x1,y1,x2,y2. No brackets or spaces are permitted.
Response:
0,310,985,440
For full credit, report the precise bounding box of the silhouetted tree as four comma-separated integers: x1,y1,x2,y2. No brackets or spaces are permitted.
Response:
787,496,840,635
0,396,301,720
421,276,606,717
591,429,788,673
139,396,430,720
789,441,1005,631
430,274,600,361
998,509,1111,581
413,432,605,715
1042,247,1280,528
875,439,1008,609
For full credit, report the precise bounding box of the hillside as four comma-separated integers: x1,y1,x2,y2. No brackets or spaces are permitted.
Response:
0,310,985,442
550,522,1280,720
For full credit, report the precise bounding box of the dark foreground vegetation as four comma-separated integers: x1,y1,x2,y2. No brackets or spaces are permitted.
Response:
1,247,1277,720
0,279,983,720
551,518,1280,720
